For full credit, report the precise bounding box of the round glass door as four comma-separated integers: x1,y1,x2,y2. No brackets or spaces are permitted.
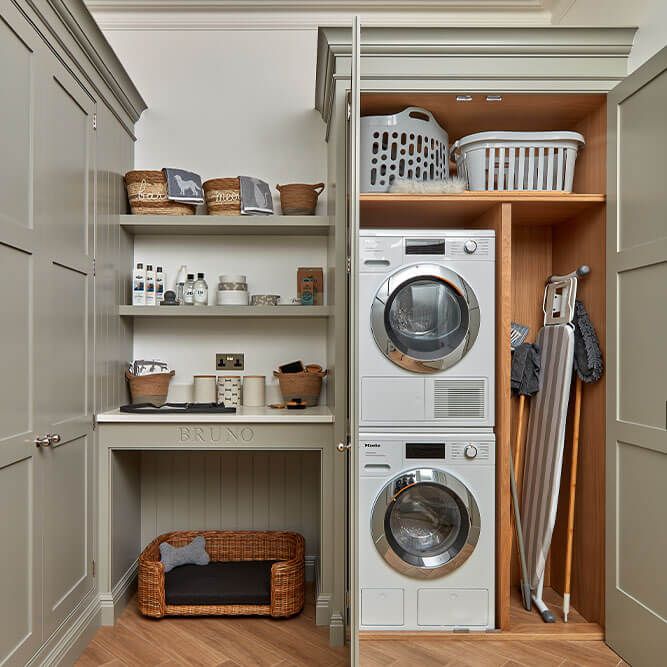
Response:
371,264,480,373
371,469,480,578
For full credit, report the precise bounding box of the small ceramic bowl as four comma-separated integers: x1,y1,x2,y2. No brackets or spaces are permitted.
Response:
217,290,249,305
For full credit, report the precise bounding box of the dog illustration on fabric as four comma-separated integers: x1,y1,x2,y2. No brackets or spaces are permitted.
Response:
162,168,204,204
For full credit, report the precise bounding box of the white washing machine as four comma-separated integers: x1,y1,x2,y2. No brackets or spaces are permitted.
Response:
359,229,495,429
359,431,495,631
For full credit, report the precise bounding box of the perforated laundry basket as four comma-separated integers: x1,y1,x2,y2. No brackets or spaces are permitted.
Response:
360,107,449,192
451,131,585,192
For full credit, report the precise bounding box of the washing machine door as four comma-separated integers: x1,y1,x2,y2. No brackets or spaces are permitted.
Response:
370,263,480,373
371,468,481,578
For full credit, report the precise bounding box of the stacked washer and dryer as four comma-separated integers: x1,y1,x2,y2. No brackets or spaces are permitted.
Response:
358,229,496,631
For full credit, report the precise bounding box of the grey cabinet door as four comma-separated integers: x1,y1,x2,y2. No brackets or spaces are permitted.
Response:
606,46,667,666
0,2,44,663
34,48,96,640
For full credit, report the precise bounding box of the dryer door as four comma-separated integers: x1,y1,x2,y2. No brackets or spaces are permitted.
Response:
371,468,481,578
370,264,480,373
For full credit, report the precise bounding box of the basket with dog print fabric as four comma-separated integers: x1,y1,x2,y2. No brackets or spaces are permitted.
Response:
125,170,196,215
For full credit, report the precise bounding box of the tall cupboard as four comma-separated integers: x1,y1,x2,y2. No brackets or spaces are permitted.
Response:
316,26,667,667
0,0,144,664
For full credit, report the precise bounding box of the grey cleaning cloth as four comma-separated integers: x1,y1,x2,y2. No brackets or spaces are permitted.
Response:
162,168,204,204
160,535,210,572
511,342,541,397
239,176,274,215
573,300,604,383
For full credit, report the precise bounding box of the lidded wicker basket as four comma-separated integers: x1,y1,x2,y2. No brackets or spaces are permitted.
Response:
125,171,196,215
273,368,327,406
203,178,241,215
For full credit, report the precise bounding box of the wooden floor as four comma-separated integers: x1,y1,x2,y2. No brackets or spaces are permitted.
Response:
78,584,625,667
77,585,348,667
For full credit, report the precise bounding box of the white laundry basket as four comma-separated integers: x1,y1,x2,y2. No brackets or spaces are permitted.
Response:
360,107,449,192
451,131,585,192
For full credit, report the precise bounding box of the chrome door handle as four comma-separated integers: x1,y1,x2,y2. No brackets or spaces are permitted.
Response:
337,442,352,452
35,435,52,448
49,433,61,445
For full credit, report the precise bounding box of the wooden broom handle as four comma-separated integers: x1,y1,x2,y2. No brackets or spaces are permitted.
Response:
564,377,583,602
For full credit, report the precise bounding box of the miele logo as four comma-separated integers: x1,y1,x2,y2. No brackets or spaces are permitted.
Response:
364,442,381,448
178,426,254,443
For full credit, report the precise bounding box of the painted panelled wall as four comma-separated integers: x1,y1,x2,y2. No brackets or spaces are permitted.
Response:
140,451,321,565
95,103,135,413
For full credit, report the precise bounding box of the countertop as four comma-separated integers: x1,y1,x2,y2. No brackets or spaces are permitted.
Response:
96,405,335,424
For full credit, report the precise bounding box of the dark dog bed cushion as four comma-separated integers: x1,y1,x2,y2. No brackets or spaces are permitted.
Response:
165,561,276,606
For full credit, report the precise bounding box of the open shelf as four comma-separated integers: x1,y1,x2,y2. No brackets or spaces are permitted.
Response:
119,305,332,317
360,192,606,227
119,214,332,236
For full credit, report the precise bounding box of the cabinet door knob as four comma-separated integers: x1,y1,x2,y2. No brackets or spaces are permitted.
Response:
336,442,351,452
49,433,61,445
35,435,51,448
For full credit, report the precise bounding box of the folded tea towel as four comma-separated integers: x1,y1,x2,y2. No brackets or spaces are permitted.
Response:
162,168,204,204
511,342,541,397
389,176,466,194
239,176,274,215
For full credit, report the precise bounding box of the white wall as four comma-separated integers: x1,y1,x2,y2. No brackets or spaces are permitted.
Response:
103,28,329,392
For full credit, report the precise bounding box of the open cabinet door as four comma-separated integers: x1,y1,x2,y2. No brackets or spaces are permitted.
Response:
606,46,667,667
348,15,361,667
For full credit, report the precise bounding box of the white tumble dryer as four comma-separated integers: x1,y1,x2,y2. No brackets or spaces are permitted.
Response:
359,431,495,631
359,229,495,429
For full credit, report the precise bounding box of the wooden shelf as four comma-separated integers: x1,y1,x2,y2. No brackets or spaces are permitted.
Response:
118,305,331,318
119,215,332,236
360,192,605,227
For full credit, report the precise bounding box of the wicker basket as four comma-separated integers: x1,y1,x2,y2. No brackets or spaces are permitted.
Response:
125,370,174,405
125,171,196,216
273,368,327,406
138,530,305,618
203,178,241,215
276,183,325,215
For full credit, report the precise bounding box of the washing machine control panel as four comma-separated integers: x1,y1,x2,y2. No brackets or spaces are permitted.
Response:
448,443,491,461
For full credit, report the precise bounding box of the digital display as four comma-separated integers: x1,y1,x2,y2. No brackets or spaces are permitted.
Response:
406,443,446,459
405,239,445,255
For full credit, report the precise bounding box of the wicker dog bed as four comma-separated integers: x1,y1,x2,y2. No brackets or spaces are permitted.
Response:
138,530,305,618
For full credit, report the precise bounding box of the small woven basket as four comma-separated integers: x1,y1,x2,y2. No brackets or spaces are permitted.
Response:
276,183,325,215
203,178,241,215
273,369,327,406
126,370,174,405
125,171,196,216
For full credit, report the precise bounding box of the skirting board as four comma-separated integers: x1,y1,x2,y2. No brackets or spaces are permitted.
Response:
26,591,100,667
100,559,138,626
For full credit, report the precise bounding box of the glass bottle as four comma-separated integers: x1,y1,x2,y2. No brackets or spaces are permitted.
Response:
193,272,208,306
183,273,195,305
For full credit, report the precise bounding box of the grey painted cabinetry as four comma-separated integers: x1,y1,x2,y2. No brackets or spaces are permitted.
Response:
0,1,144,664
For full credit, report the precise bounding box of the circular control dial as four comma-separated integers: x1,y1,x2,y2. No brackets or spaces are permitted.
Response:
464,445,478,459
463,240,478,254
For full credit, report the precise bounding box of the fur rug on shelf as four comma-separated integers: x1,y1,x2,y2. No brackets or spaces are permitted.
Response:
388,176,467,194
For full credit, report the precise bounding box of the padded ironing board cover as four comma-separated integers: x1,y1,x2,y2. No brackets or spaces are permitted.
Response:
520,324,574,591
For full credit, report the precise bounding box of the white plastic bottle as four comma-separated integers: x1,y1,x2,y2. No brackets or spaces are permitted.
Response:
183,274,195,305
132,262,145,305
156,266,165,304
145,264,156,306
193,272,208,306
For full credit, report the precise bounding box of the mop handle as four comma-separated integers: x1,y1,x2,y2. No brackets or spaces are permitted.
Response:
547,265,590,283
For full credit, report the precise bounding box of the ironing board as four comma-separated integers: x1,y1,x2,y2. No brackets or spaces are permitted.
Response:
520,323,574,620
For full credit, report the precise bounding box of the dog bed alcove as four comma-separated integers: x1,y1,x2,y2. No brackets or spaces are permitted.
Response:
138,530,305,618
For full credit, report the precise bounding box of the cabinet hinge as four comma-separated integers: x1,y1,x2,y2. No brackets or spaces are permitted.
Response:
92,560,96,577
346,101,351,121
346,256,351,273
92,113,97,130
92,257,96,277
92,414,97,431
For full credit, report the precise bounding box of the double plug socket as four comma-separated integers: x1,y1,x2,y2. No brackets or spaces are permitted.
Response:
216,353,244,371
